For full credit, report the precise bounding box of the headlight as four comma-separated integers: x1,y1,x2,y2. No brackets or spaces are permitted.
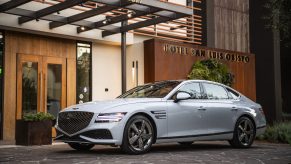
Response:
95,112,127,123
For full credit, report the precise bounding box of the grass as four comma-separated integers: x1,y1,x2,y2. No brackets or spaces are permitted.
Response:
257,121,291,144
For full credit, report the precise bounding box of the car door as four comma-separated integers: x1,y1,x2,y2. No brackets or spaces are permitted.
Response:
167,82,207,137
201,82,238,134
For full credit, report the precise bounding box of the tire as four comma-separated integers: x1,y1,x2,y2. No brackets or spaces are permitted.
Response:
178,142,193,146
121,115,155,155
68,143,94,151
229,116,256,148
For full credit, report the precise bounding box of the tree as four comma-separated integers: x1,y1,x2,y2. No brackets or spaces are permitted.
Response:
265,0,291,47
187,59,234,86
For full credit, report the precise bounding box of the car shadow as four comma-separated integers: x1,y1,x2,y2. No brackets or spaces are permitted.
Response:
54,141,263,155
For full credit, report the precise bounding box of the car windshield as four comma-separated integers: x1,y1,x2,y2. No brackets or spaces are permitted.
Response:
118,81,181,98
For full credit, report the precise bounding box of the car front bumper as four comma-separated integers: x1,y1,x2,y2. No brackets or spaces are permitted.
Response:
55,121,125,145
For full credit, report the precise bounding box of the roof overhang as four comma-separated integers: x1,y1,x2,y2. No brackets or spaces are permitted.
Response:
0,0,193,37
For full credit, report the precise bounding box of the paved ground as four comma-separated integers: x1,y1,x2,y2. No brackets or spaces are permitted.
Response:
0,141,290,164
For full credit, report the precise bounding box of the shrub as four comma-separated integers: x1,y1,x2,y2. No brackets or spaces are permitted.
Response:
257,121,291,144
23,112,55,121
187,59,234,86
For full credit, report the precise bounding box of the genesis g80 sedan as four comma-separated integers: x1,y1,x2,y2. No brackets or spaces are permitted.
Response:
55,80,266,154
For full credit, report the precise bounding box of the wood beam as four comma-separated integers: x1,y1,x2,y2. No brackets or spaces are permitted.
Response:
102,14,187,37
49,5,116,29
0,0,32,12
18,0,90,24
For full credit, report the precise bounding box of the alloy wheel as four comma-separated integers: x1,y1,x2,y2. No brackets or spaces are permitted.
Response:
127,118,153,152
237,119,254,146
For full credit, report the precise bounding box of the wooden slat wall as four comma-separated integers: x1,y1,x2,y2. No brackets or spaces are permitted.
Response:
3,31,76,141
213,0,250,53
131,0,205,45
144,39,256,101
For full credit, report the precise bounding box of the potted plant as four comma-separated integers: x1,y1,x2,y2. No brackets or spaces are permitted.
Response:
16,112,55,145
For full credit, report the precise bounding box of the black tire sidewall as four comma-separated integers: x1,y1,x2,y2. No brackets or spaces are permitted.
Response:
122,115,154,154
232,117,256,148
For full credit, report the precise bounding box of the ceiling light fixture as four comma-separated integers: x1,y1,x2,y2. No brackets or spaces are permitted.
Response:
127,11,135,18
102,18,111,24
80,26,85,30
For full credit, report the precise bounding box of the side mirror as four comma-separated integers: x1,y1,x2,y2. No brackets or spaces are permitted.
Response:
174,92,191,103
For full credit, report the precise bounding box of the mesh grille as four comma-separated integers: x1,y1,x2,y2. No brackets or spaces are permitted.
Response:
56,129,113,141
82,129,113,139
58,111,94,135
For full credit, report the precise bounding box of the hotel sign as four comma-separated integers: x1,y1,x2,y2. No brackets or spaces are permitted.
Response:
163,44,250,63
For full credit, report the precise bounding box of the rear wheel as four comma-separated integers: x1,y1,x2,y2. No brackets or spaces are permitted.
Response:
121,115,155,154
68,143,94,151
229,116,256,148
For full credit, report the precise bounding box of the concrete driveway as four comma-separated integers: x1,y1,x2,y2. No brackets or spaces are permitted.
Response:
0,141,290,164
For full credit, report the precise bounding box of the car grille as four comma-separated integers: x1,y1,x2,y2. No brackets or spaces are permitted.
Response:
56,129,113,141
82,130,113,139
58,111,94,135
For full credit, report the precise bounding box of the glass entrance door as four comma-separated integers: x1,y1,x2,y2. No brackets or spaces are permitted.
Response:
42,57,66,119
17,55,66,127
17,55,43,119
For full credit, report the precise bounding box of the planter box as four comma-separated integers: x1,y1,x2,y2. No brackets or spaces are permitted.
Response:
16,120,52,145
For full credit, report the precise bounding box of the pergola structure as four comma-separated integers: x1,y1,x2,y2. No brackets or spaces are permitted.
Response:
0,0,193,93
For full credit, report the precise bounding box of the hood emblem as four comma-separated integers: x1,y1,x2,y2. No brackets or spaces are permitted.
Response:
72,107,78,110
66,113,73,120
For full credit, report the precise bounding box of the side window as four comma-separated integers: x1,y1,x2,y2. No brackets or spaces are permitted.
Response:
203,83,229,100
178,83,202,99
227,88,240,99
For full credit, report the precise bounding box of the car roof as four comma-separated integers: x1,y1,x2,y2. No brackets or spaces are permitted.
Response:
151,79,227,86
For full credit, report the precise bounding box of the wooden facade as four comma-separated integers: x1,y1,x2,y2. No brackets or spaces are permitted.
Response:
213,0,250,52
3,31,76,141
144,39,256,100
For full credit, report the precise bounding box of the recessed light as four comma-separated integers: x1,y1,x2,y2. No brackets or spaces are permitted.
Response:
127,11,135,18
103,18,111,24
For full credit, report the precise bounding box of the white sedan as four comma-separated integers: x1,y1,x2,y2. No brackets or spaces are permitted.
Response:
55,80,267,154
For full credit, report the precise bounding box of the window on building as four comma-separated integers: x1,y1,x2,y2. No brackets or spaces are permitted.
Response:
76,42,92,104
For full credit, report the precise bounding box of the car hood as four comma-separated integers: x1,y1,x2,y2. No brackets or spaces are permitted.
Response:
62,98,163,113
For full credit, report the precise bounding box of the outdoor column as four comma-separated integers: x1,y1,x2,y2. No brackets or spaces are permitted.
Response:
121,20,127,94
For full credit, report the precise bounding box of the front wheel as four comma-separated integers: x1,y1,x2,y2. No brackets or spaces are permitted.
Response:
68,143,94,151
229,117,256,148
121,115,155,154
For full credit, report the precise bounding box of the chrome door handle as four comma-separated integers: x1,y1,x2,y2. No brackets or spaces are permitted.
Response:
231,107,238,111
198,106,206,111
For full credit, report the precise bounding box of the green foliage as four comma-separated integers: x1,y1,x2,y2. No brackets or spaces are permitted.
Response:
187,59,234,86
77,50,90,103
23,112,55,122
22,75,37,113
264,0,291,47
257,121,291,144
